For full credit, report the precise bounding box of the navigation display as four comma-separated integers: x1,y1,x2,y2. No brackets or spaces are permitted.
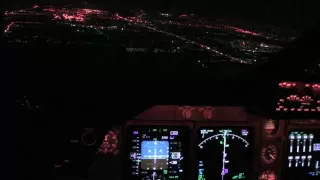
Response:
284,129,320,179
127,126,189,180
197,127,253,180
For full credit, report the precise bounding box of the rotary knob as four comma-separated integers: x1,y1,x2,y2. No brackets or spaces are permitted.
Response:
82,131,97,146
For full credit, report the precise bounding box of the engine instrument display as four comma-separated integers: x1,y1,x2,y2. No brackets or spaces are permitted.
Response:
127,126,189,180
277,82,320,113
284,129,320,179
259,170,277,180
197,127,253,180
261,144,278,165
263,120,279,136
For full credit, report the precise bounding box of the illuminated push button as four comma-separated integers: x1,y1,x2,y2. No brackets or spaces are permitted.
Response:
130,152,137,159
314,143,320,151
288,156,293,167
289,134,295,153
295,156,300,167
301,156,306,167
303,134,308,152
309,134,314,152
296,134,302,153
170,131,179,135
307,155,312,167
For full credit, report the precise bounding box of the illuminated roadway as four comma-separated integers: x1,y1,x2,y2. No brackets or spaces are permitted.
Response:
115,14,249,64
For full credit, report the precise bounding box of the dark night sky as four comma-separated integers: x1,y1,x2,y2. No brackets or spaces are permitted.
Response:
4,0,318,30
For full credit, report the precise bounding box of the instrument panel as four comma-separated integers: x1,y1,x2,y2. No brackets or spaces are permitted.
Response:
276,81,320,116
124,117,266,180
121,105,319,180
197,127,254,180
126,126,189,180
49,105,320,180
18,80,320,180
49,79,320,180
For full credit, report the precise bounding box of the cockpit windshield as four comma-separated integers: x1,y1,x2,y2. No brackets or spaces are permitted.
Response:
5,1,319,79
12,2,320,180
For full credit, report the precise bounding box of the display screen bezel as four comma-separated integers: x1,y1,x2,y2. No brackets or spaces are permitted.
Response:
123,124,191,180
195,125,255,180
